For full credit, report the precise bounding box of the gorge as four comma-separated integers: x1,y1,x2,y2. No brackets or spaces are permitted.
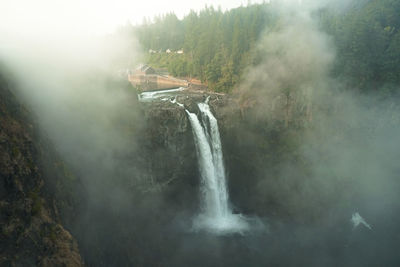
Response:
2,0,400,265
2,75,400,266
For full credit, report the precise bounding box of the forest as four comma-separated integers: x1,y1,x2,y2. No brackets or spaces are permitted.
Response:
2,0,400,266
131,0,400,93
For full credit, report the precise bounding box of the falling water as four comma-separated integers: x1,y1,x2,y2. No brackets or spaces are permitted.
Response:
186,99,249,234
138,87,185,102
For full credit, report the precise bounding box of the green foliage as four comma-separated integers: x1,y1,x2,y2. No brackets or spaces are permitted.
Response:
40,223,58,242
134,3,273,92
134,0,400,94
28,189,42,216
321,0,400,92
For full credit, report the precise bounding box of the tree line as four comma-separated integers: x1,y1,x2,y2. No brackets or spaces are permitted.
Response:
130,0,400,94
133,3,273,92
321,0,400,94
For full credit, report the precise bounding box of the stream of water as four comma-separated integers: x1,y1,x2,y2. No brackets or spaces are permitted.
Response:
186,100,249,234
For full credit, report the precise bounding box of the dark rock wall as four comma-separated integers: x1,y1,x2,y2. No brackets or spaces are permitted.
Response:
0,77,290,266
140,101,199,209
0,71,83,266
210,94,293,218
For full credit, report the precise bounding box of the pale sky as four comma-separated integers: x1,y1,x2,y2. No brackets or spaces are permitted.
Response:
0,0,267,36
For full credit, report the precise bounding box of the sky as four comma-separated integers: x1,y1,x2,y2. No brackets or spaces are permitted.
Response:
0,0,267,36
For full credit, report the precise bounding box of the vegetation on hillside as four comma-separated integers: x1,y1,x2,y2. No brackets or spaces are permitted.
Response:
130,0,400,94
321,0,400,93
133,4,273,92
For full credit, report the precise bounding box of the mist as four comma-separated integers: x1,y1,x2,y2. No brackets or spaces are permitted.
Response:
0,4,159,265
230,0,400,265
1,0,400,266
0,3,210,265
250,0,400,219
1,7,142,190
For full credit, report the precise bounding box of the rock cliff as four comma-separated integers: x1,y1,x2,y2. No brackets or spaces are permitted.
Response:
0,71,83,266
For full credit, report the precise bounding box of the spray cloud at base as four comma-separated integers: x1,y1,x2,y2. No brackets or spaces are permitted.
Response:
185,99,251,234
233,0,400,254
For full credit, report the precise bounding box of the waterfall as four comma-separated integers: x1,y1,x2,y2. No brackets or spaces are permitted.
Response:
186,99,249,234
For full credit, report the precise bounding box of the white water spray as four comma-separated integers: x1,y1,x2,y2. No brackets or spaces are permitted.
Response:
351,212,372,230
186,99,249,234
138,87,185,102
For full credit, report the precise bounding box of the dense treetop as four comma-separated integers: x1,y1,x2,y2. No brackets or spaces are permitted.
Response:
321,0,400,93
128,0,400,94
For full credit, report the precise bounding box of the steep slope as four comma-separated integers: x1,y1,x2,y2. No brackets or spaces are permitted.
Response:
0,69,83,266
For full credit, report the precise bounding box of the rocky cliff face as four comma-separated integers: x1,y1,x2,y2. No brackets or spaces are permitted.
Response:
138,92,247,213
206,92,306,220
138,92,239,194
0,72,83,266
139,100,199,208
0,73,313,266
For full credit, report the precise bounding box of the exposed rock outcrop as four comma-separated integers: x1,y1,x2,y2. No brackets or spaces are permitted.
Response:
136,92,242,210
139,100,199,208
0,71,83,266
